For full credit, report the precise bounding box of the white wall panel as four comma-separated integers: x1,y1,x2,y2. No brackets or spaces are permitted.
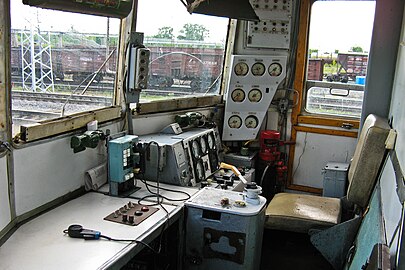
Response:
292,132,357,188
13,123,120,216
380,158,402,253
0,156,11,231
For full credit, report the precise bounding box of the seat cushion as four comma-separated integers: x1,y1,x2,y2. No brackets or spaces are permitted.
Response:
265,193,341,233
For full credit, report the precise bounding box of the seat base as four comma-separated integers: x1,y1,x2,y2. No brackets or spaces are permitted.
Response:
265,193,342,233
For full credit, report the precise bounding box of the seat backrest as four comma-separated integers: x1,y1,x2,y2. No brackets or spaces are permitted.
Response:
347,114,391,208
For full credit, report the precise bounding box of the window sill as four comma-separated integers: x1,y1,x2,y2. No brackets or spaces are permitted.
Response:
135,95,223,115
19,106,122,143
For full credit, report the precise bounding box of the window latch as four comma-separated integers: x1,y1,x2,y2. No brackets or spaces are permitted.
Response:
342,123,354,129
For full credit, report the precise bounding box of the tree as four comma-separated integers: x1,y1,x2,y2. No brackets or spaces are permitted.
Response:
350,46,363,53
177,23,209,41
153,26,174,39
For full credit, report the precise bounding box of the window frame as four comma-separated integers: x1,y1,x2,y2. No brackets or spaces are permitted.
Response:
291,0,377,128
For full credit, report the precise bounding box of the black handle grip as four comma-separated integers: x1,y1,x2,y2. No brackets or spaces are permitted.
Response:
67,224,101,240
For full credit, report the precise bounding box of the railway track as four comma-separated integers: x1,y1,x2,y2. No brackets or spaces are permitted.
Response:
13,109,61,122
12,90,113,106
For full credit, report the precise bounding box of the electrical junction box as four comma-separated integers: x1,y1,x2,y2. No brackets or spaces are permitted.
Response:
184,187,266,270
322,162,349,198
108,135,139,196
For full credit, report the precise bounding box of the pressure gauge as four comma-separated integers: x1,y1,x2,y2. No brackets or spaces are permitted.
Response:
191,140,201,158
248,89,262,102
268,62,283,76
231,89,245,102
207,133,216,149
200,136,208,154
228,115,242,129
195,161,205,182
245,115,259,129
234,62,249,76
251,62,266,76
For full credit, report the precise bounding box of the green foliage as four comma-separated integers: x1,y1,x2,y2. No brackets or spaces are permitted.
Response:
350,46,363,53
177,23,209,41
153,26,174,39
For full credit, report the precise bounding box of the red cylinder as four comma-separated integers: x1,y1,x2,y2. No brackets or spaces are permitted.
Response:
259,130,281,162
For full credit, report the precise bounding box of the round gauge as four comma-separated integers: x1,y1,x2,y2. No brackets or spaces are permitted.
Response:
191,140,201,158
200,136,208,154
228,115,242,129
268,62,283,76
207,133,216,149
245,115,259,129
231,89,245,102
234,62,249,76
195,161,205,182
248,89,262,103
251,62,266,76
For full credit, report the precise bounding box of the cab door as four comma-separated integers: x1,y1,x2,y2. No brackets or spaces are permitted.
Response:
287,0,376,194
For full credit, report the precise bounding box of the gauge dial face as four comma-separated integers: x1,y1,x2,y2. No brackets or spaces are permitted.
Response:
245,115,259,129
200,136,207,154
248,89,262,102
234,62,249,76
191,140,201,158
207,133,215,149
251,62,266,76
231,89,245,102
228,115,242,129
268,62,283,76
195,161,204,181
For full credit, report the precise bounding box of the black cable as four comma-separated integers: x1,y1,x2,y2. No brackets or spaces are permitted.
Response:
99,235,158,254
134,141,171,254
139,178,191,202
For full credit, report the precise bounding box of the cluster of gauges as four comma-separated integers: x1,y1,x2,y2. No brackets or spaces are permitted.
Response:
228,115,259,129
231,88,262,103
234,61,282,77
189,133,218,182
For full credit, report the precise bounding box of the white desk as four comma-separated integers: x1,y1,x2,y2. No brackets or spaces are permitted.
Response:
0,192,181,270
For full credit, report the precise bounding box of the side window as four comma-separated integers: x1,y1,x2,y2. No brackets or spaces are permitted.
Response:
136,0,229,102
10,2,120,136
305,1,376,118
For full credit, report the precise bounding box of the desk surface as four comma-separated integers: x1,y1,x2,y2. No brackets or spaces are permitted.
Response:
0,192,179,270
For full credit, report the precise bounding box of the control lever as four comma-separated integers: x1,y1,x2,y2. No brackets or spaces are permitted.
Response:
219,162,247,184
65,224,101,240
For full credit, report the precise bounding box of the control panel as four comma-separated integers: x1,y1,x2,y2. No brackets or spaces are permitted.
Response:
104,201,159,226
108,135,140,196
246,0,293,49
138,128,221,187
222,55,287,141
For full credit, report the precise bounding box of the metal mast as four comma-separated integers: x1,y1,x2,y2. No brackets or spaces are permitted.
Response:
20,25,54,92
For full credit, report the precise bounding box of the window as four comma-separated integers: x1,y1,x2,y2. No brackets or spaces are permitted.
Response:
10,1,120,136
305,1,375,118
136,0,229,102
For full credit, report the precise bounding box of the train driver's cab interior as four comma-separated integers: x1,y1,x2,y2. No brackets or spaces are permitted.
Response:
1,0,405,270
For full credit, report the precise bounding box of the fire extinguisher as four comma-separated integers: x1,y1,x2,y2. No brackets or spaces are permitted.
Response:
258,130,294,200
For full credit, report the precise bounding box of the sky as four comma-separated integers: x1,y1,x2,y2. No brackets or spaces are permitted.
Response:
11,0,376,51
308,1,376,53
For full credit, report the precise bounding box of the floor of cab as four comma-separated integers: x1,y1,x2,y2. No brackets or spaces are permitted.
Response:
260,229,334,270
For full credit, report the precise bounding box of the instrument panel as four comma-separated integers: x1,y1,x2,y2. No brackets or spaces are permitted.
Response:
138,128,221,186
222,55,287,141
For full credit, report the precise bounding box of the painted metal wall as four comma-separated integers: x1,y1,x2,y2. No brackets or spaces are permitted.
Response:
0,156,11,231
13,122,120,216
387,5,405,267
291,131,356,188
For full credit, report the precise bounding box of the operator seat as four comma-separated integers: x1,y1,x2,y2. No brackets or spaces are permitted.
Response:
264,114,391,233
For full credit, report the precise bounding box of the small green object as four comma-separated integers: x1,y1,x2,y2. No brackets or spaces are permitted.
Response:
240,147,249,156
71,130,105,153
